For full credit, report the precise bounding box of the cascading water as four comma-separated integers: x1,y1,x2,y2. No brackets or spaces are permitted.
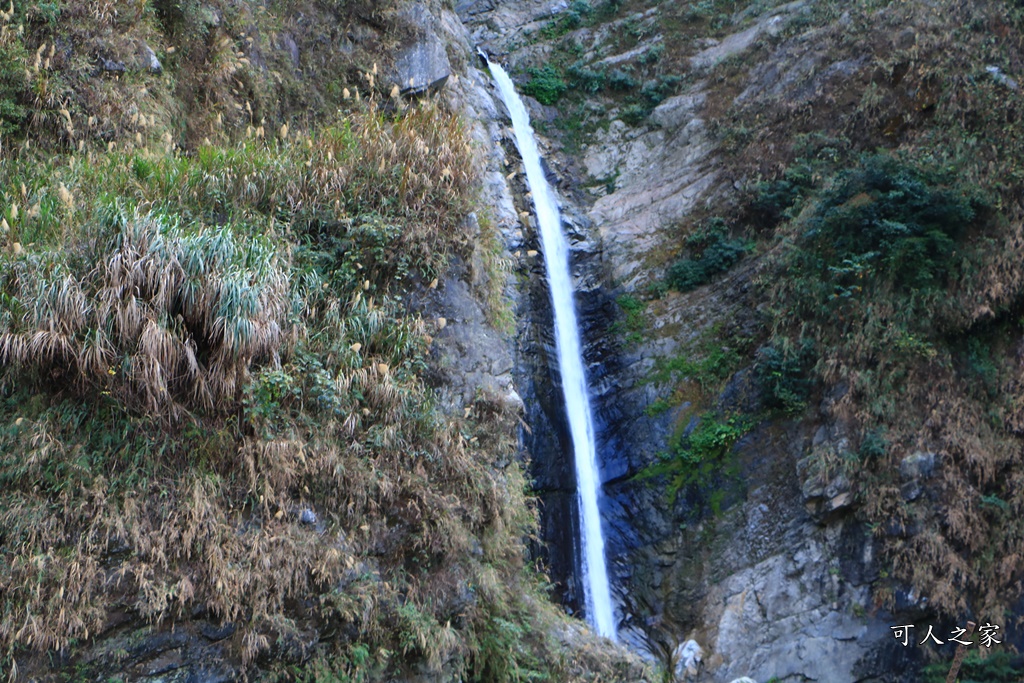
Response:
487,58,617,641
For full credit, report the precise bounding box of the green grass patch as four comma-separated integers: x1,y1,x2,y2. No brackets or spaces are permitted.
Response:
611,294,647,346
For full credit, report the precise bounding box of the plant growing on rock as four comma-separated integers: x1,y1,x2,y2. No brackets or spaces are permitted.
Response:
521,65,568,106
666,217,750,292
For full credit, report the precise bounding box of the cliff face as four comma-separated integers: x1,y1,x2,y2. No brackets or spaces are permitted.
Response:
6,0,1024,681
0,1,645,681
460,0,1024,681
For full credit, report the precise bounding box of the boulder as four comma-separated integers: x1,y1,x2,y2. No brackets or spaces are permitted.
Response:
673,639,703,680
899,451,936,481
136,42,162,74
389,3,451,95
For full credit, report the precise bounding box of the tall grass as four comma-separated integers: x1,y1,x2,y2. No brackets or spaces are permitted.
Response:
0,93,610,680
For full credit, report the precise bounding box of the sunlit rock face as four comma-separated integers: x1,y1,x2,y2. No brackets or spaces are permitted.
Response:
456,1,947,680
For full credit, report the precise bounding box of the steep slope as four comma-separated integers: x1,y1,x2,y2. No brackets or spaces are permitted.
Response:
0,1,647,681
461,0,1024,680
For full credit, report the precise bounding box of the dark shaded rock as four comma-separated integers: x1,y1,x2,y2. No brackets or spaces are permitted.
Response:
838,522,879,586
130,629,190,659
894,586,931,618
281,33,300,68
100,57,126,74
186,665,237,683
880,518,920,539
143,649,184,676
852,636,925,683
718,367,761,414
199,622,235,642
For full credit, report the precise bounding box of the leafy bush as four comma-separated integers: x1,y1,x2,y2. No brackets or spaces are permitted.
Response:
797,154,986,295
568,62,607,93
755,338,815,414
619,75,683,125
608,68,639,91
666,218,750,291
748,162,815,231
521,66,568,106
611,293,647,345
923,651,1021,683
638,44,665,66
0,20,29,136
857,428,888,460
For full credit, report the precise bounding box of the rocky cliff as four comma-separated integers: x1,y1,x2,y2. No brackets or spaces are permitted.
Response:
460,0,1024,681
4,0,1024,681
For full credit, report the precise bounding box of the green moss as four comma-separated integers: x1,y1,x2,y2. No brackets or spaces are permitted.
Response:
611,294,647,346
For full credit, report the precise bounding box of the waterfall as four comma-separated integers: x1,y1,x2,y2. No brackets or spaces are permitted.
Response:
487,58,617,641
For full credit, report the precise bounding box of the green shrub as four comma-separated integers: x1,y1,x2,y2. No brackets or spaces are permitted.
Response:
666,218,750,291
755,338,815,414
611,293,646,345
857,428,888,460
521,66,568,106
619,76,683,125
568,62,607,93
608,68,639,91
748,163,815,231
0,23,29,136
798,154,985,294
638,44,665,66
923,651,1021,683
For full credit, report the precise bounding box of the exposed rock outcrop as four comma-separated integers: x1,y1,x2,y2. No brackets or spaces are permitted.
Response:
456,1,940,681
389,2,453,95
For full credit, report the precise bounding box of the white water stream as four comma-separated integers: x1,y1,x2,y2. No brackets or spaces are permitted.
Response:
487,59,617,640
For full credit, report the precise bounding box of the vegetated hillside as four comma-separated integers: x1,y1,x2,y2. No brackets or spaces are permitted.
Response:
0,2,644,681
687,0,1024,627
515,0,1024,657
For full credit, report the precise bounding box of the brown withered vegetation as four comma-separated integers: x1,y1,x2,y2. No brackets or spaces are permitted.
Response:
0,1,648,681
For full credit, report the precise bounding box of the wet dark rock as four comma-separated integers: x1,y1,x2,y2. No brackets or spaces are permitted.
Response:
880,518,920,539
130,629,191,660
144,649,184,676
852,637,925,683
718,367,761,414
198,622,235,642
187,665,237,683
271,629,318,665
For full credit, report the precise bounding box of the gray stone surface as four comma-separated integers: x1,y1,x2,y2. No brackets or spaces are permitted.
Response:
389,3,452,95
137,42,162,74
